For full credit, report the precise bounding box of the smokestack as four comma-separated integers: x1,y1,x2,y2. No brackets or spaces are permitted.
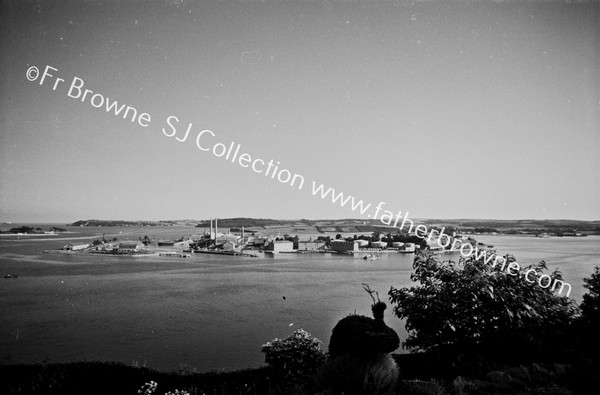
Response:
242,226,245,241
210,218,213,240
215,218,218,242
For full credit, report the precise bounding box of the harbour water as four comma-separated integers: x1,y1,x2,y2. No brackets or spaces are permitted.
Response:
1,226,598,372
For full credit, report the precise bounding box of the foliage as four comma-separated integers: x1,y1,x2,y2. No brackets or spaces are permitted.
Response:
580,266,600,327
578,266,600,360
261,329,327,384
317,235,331,243
388,251,579,362
165,390,190,395
138,380,157,394
137,381,190,395
174,363,198,375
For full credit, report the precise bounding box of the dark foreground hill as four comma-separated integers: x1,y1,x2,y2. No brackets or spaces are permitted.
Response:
1,354,597,395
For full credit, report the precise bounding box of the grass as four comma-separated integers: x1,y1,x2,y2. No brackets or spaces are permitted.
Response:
0,362,283,395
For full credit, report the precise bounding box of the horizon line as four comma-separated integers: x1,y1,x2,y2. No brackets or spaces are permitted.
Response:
2,217,599,225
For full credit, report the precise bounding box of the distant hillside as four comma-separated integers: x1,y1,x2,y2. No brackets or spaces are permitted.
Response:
420,219,600,234
68,218,600,235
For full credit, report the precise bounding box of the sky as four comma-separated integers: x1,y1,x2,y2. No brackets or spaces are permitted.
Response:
0,0,598,223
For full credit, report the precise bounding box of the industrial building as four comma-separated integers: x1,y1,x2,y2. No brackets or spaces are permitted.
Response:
297,240,326,251
330,240,359,253
116,242,144,253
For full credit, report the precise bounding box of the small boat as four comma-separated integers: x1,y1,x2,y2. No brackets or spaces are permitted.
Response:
4,274,18,279
363,253,379,260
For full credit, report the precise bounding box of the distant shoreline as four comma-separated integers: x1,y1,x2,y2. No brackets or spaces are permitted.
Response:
2,218,599,238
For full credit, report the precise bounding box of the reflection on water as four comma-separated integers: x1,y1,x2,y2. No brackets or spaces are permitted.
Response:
1,227,598,371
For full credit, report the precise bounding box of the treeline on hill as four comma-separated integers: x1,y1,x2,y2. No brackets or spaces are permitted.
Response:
194,217,309,228
3,226,44,234
194,218,374,229
69,220,176,227
1,226,66,234
449,219,600,233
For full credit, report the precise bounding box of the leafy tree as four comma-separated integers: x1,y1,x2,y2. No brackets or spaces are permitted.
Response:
580,266,600,325
579,266,600,358
388,251,578,367
335,234,342,240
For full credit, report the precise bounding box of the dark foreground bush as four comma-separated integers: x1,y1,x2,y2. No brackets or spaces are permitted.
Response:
578,266,600,358
261,328,327,394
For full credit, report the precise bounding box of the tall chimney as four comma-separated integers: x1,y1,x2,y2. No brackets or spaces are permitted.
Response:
242,226,245,241
215,218,218,242
210,218,213,240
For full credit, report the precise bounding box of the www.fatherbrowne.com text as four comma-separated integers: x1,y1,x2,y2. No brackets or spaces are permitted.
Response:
27,64,571,297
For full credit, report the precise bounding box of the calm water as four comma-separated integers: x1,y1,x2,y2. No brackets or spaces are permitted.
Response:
1,226,598,372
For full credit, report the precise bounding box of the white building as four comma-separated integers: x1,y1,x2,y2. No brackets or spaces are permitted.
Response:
174,239,194,248
220,240,236,251
63,243,90,251
370,241,387,249
355,239,370,248
216,232,241,245
399,243,416,253
265,240,294,253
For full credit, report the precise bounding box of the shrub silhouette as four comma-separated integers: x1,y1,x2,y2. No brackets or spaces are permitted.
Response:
328,301,400,358
318,284,400,394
